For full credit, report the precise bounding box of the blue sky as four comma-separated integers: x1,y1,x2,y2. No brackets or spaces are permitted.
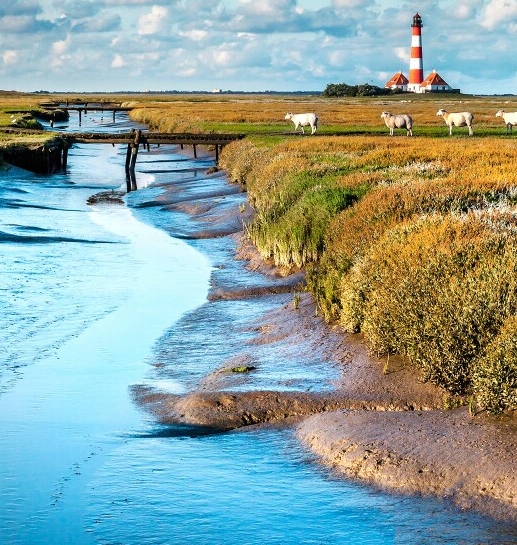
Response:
0,0,516,94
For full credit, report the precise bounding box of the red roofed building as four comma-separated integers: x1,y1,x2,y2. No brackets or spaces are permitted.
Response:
385,71,409,91
420,69,453,92
382,13,459,94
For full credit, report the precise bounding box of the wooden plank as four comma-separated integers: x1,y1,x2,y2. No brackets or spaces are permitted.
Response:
64,132,245,147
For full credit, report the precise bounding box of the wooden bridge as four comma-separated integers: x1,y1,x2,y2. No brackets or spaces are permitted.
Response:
63,106,133,125
40,102,133,125
64,129,245,167
0,127,245,190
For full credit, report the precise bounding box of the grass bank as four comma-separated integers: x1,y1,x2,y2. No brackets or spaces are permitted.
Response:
202,94,517,416
220,132,517,414
126,92,517,415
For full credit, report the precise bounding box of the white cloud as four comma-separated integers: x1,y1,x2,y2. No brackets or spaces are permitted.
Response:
179,29,208,41
52,35,71,55
0,15,36,32
112,53,126,68
213,50,232,66
480,0,517,30
328,49,347,67
138,5,168,35
2,50,18,64
394,47,408,63
332,0,371,8
454,4,473,19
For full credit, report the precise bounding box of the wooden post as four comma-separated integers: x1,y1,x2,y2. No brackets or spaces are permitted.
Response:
78,110,82,125
129,130,141,171
125,144,132,172
128,168,137,192
129,145,138,170
62,144,68,171
193,144,197,158
125,129,135,173
113,110,116,123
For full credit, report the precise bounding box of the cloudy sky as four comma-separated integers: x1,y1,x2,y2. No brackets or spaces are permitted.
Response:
0,0,516,94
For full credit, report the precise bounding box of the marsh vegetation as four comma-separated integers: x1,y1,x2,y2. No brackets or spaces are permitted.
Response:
220,127,517,414
174,92,517,416
2,90,517,415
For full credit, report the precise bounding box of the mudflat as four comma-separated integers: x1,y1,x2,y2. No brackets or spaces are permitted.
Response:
135,162,517,523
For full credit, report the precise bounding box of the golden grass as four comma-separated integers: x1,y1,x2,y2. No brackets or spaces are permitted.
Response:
214,100,517,410
124,93,517,134
339,213,517,394
473,315,517,414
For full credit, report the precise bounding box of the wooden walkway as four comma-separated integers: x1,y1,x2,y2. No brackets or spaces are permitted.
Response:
0,127,245,186
63,106,133,124
63,129,245,167
40,102,134,124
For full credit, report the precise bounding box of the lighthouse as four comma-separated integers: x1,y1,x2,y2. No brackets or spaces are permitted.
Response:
408,12,424,92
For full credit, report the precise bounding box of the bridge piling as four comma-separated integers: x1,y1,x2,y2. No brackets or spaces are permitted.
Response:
62,144,68,171
125,129,135,173
130,130,141,171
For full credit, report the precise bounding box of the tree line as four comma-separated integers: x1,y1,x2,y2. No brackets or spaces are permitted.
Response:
323,82,397,97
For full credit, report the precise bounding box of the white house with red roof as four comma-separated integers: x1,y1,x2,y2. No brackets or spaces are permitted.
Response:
384,69,453,93
385,71,409,91
419,69,453,92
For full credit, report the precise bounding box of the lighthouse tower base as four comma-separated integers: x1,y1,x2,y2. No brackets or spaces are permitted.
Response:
407,83,424,93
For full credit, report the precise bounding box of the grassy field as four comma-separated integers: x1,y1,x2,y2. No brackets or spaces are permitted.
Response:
2,89,517,136
2,90,517,414
126,92,517,137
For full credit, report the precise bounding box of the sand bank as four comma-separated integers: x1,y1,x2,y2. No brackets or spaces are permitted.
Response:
297,408,517,521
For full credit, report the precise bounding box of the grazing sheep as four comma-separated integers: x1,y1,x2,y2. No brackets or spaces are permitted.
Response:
380,111,413,136
436,108,474,136
495,110,517,134
285,112,318,135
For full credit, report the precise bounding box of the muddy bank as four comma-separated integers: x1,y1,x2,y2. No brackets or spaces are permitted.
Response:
134,160,517,522
133,386,438,432
297,408,517,521
134,290,445,430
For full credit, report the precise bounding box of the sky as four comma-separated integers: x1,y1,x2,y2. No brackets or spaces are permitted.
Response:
0,0,516,94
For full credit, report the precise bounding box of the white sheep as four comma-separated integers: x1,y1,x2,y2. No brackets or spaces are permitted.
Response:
436,108,474,136
285,112,318,135
495,109,517,134
380,111,413,136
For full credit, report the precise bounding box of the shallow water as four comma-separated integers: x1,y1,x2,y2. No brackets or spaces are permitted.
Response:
0,111,516,544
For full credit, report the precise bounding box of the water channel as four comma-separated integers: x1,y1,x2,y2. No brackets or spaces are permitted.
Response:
0,110,515,544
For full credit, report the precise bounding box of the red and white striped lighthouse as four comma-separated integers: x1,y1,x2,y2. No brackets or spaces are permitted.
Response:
408,12,423,92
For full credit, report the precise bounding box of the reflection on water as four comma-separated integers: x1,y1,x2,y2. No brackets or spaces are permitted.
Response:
88,428,517,545
0,111,516,545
